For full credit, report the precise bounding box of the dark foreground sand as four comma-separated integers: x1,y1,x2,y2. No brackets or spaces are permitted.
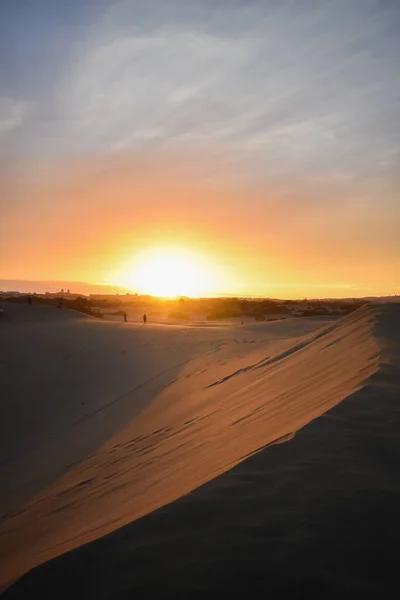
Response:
1,303,399,597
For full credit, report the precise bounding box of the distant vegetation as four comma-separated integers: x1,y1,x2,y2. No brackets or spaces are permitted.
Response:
205,298,289,321
0,292,368,322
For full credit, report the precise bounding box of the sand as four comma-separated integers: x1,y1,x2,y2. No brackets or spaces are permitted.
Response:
0,301,399,596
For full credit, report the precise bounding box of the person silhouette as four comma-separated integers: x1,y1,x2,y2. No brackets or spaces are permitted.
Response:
143,313,147,325
124,312,127,322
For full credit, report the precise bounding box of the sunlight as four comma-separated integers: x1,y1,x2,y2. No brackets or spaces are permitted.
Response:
118,248,213,297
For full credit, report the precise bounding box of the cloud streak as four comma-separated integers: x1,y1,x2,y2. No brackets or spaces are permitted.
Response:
1,1,399,180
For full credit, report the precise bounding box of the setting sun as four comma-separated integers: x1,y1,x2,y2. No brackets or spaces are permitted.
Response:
114,249,214,298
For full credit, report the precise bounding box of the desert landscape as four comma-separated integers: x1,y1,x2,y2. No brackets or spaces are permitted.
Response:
2,0,399,596
1,299,399,596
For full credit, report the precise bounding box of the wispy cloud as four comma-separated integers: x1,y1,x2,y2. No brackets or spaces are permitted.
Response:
0,97,29,135
2,0,399,184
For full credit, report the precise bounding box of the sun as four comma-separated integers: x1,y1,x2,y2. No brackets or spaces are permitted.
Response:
117,248,213,297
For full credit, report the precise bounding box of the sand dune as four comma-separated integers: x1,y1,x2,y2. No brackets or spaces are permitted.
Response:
1,302,398,595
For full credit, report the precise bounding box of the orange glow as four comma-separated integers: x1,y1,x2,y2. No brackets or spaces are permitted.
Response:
111,247,215,297
1,154,399,299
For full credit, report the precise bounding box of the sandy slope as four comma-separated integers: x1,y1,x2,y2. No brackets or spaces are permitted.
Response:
0,303,331,517
0,302,393,593
13,305,396,597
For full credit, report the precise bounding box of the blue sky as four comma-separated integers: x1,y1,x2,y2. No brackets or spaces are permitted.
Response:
1,1,399,295
2,0,399,178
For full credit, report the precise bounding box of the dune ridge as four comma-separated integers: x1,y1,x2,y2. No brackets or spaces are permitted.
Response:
0,303,393,592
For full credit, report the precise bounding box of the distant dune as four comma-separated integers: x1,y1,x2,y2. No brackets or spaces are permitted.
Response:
0,302,399,596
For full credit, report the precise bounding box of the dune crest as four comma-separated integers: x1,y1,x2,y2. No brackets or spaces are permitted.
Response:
0,304,385,587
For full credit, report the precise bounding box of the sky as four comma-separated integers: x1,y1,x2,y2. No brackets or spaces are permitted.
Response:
1,0,399,298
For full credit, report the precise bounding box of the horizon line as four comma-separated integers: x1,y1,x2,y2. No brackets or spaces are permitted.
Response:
0,279,398,302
